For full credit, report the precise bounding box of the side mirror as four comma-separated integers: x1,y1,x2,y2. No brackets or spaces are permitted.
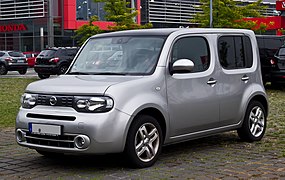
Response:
171,59,194,74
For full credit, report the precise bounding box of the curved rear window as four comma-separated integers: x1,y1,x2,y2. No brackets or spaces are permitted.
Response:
38,50,56,57
8,51,24,57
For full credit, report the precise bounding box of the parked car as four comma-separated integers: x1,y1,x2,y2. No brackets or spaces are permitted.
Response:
270,45,285,85
16,29,268,168
0,51,28,75
34,47,79,79
256,35,285,84
23,51,40,67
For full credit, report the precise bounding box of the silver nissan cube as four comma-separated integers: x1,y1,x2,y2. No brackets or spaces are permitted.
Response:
16,28,268,168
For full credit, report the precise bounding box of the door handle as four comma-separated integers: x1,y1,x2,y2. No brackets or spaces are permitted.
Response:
207,78,217,86
241,75,249,82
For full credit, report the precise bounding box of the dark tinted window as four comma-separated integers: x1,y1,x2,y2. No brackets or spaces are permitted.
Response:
256,36,285,58
0,52,5,57
218,36,253,69
56,49,67,56
278,48,285,56
264,38,283,50
25,54,32,58
66,49,78,56
171,37,210,73
38,50,57,57
8,51,25,57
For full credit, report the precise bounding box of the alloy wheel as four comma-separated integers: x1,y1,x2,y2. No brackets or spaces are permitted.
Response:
249,106,265,138
134,123,160,162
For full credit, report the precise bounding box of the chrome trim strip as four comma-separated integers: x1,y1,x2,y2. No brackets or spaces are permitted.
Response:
170,122,241,139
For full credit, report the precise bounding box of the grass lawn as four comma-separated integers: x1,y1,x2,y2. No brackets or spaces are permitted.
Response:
0,78,37,128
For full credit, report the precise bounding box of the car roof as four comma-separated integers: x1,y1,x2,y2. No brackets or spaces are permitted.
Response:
43,47,79,51
0,51,22,53
91,28,254,39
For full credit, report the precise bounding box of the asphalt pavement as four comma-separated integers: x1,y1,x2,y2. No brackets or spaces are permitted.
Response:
0,68,57,79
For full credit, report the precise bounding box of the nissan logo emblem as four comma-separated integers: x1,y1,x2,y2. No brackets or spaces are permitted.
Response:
50,96,57,106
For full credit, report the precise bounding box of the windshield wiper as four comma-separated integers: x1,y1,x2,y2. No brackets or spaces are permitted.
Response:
67,72,92,75
91,72,128,75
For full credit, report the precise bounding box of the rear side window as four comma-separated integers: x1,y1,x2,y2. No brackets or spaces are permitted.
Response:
218,36,253,69
66,49,78,56
171,36,210,73
0,52,5,57
56,49,67,56
8,51,25,57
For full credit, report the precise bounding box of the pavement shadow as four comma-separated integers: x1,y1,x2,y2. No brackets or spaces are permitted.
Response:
34,132,242,170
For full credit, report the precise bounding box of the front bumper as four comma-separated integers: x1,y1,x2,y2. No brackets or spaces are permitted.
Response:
16,105,131,154
7,63,28,71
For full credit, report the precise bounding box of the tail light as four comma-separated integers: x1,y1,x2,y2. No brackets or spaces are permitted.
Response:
5,57,12,62
270,59,276,65
49,57,60,63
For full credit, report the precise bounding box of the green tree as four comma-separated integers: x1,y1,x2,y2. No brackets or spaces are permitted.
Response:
95,0,152,31
192,0,268,31
74,16,103,45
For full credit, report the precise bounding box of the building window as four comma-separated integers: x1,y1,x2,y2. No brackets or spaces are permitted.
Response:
76,0,106,21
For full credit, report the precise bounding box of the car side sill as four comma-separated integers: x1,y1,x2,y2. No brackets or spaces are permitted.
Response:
169,121,242,140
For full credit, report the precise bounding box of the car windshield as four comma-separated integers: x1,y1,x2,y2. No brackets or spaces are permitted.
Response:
8,51,25,57
69,36,166,75
38,49,56,57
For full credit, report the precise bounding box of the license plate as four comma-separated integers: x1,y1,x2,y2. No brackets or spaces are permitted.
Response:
29,123,61,136
17,60,24,63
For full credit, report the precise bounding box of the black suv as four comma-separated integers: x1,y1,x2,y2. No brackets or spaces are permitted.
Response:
256,35,285,84
34,47,79,79
0,51,28,75
271,45,285,85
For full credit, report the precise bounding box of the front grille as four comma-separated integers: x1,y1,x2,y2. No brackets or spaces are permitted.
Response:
37,95,74,107
27,113,76,121
25,132,75,148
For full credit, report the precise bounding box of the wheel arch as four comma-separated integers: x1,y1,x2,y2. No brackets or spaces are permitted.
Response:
126,107,167,145
248,94,268,117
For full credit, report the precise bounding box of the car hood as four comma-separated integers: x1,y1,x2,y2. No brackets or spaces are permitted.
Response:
26,75,144,95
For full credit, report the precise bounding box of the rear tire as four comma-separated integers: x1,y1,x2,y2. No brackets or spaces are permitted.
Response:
237,101,266,142
38,74,50,79
124,115,163,168
18,69,27,75
0,64,7,75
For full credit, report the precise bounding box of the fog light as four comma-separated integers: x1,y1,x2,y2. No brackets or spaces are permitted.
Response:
16,129,26,142
74,135,90,149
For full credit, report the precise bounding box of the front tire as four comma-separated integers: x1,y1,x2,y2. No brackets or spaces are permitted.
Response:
0,64,7,75
237,101,266,142
58,64,68,75
125,115,163,168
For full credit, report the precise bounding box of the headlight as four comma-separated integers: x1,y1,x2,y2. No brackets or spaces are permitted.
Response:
21,93,37,109
74,96,113,113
